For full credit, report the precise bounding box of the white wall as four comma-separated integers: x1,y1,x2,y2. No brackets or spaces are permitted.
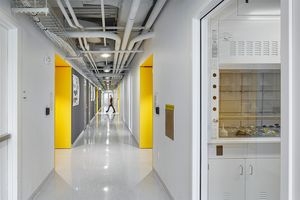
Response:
131,67,140,143
286,0,300,199
121,73,131,130
120,66,140,143
0,141,8,200
20,23,55,200
119,0,210,199
119,1,300,200
0,1,55,199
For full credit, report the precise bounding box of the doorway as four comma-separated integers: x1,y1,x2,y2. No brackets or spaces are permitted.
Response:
0,21,9,200
55,54,72,149
103,91,114,113
198,0,282,199
0,11,18,200
139,55,153,149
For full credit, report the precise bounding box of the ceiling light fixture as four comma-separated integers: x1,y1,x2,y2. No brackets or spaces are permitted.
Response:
103,67,110,73
101,53,111,58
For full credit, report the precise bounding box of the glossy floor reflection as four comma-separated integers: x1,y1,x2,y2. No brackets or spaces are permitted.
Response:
34,114,171,200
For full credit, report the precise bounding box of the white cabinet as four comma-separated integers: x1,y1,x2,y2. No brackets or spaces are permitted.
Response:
209,159,245,200
209,158,280,200
246,159,280,200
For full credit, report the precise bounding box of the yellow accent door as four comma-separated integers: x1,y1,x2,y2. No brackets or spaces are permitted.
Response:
55,55,72,149
139,55,153,149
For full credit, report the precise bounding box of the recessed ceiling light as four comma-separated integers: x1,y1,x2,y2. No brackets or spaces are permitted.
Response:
104,68,110,73
103,187,109,192
101,53,111,58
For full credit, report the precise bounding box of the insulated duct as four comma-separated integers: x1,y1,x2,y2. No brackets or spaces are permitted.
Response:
117,32,155,73
114,0,141,73
123,0,167,71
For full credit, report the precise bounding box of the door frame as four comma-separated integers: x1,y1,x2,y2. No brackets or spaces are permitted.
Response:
0,8,20,200
191,0,289,200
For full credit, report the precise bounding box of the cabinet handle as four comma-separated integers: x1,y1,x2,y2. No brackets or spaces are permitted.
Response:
239,165,244,175
249,165,254,175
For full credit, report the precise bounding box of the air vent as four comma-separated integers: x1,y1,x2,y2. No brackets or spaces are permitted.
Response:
246,41,254,56
258,191,268,200
271,41,279,56
223,192,232,200
238,41,245,56
254,41,262,56
228,40,280,57
230,41,237,56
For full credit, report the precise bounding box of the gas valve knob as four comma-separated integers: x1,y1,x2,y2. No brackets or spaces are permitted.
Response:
213,118,219,123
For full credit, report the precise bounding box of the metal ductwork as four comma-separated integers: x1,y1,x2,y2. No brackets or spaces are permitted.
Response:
11,0,167,90
114,0,141,74
124,0,167,71
117,32,154,73
12,0,100,84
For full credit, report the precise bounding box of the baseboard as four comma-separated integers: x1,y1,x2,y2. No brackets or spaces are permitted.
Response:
123,120,132,134
130,132,139,148
152,169,174,200
28,169,55,200
72,129,85,148
123,121,140,146
89,114,96,123
72,114,96,148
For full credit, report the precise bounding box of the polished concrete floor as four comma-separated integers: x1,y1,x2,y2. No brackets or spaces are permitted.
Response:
34,114,171,200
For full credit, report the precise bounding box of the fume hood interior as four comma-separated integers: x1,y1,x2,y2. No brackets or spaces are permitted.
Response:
207,0,281,142
205,1,281,200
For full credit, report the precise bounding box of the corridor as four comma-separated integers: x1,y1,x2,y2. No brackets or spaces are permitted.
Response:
1,0,296,199
34,114,171,200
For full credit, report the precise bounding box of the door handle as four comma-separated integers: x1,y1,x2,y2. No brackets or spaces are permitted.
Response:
239,165,244,175
249,165,254,175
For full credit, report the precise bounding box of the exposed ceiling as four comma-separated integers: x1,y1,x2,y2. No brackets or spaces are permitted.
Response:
12,0,167,90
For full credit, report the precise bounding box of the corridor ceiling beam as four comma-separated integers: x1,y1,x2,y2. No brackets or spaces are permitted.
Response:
84,26,147,31
81,50,144,54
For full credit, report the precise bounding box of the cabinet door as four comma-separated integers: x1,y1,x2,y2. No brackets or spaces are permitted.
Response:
209,159,245,200
246,158,280,200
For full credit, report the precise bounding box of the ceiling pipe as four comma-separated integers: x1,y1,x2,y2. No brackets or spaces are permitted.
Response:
66,32,121,41
82,36,99,73
56,0,77,28
100,0,107,46
56,0,98,73
66,32,121,59
66,31,122,76
124,0,167,69
114,0,141,74
80,50,144,54
78,38,98,73
64,0,83,29
118,32,155,73
63,0,100,74
79,37,100,74
84,26,146,31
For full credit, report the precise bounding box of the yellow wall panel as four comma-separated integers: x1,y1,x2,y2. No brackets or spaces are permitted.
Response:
140,66,153,149
118,85,120,113
55,54,71,67
141,54,153,67
96,88,99,112
55,65,72,149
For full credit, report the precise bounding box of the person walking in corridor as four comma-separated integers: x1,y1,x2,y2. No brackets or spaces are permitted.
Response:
106,95,116,113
